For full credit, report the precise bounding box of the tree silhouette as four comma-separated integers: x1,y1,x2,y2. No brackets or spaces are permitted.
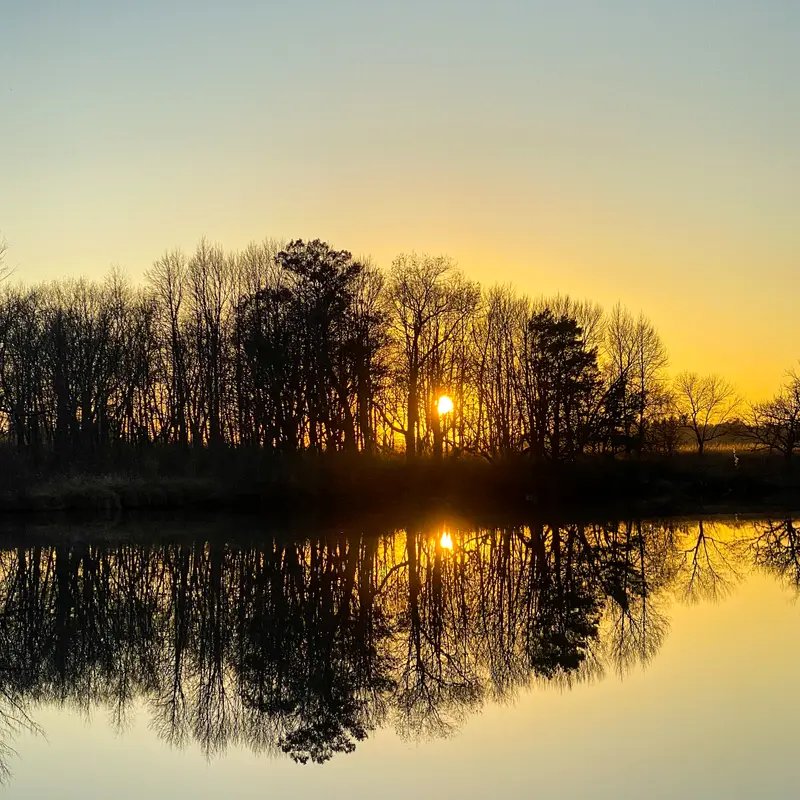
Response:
386,254,479,460
0,234,795,472
674,372,741,454
520,310,602,460
747,369,800,462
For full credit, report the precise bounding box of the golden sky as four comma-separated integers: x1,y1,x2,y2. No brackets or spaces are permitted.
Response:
1,2,797,399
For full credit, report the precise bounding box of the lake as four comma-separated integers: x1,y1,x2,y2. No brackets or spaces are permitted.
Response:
1,514,799,798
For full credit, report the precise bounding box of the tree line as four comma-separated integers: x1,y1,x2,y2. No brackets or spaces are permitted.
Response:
0,237,797,467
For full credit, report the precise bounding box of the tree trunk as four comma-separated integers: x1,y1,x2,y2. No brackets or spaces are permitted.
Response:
432,405,443,461
406,368,418,462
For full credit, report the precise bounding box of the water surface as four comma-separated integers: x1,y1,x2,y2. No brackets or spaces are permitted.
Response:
2,515,799,798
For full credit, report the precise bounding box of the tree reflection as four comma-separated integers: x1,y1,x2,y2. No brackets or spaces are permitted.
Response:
674,519,743,602
0,516,794,772
746,518,800,589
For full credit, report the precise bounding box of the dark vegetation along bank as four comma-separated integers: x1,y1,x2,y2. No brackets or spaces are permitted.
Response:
0,236,797,513
1,452,798,517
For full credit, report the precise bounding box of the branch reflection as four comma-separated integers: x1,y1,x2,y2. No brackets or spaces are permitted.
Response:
0,516,796,773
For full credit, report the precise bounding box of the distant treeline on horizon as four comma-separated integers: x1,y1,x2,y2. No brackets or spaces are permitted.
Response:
0,237,797,466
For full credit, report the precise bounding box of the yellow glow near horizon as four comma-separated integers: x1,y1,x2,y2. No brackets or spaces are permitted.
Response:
437,395,454,416
439,532,454,550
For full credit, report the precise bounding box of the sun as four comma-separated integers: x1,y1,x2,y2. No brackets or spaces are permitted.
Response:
437,395,454,415
439,531,454,550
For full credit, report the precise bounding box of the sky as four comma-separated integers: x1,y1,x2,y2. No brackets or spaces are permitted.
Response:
1,0,798,399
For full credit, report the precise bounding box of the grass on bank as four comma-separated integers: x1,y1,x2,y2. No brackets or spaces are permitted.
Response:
0,440,797,514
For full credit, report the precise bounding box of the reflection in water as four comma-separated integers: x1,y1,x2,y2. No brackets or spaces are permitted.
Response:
0,517,796,774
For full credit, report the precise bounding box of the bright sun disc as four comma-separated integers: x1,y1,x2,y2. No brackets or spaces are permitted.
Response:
439,532,454,550
437,395,454,415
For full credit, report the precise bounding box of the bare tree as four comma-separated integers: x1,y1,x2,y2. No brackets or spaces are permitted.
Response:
468,285,527,458
386,254,479,460
186,239,234,449
746,368,800,461
147,249,190,446
673,371,741,454
603,305,669,455
0,235,13,282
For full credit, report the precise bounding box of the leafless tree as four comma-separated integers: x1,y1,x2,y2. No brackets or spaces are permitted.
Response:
468,285,527,458
385,254,479,460
673,371,741,454
147,249,190,446
0,236,13,283
746,368,800,462
603,304,669,454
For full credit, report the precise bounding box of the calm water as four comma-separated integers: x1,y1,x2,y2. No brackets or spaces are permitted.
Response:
2,515,800,798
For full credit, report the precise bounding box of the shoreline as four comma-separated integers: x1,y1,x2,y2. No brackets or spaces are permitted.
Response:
0,452,798,520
